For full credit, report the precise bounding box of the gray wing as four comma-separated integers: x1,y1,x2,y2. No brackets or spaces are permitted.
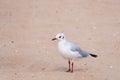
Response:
68,42,89,57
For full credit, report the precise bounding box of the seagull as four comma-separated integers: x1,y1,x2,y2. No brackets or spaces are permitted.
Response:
52,33,97,72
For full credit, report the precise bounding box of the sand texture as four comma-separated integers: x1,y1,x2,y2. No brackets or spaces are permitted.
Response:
0,0,120,80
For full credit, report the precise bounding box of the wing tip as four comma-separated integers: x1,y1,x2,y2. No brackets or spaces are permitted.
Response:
90,53,98,58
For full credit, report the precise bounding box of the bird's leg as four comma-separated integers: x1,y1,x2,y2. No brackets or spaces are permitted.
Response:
71,62,74,72
66,60,71,72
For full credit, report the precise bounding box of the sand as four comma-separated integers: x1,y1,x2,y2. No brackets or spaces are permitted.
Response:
0,0,120,80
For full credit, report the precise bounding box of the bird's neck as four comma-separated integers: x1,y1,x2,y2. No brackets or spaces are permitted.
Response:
58,39,67,44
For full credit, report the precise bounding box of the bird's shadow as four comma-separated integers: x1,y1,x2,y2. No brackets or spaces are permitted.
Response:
52,66,67,72
52,66,88,72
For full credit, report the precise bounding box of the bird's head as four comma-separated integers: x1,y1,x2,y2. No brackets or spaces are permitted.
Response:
52,33,66,41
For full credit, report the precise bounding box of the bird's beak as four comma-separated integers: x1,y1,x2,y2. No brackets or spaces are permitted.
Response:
52,38,57,41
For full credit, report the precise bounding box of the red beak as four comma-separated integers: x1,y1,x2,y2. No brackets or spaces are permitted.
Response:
52,38,57,41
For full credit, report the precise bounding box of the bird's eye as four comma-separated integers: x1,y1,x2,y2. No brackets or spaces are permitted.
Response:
59,36,61,38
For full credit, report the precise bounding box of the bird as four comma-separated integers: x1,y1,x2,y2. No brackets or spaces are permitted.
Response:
52,33,97,72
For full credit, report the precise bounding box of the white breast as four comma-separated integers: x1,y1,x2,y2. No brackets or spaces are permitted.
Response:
58,41,82,59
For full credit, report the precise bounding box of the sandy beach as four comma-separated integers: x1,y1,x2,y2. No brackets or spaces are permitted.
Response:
0,0,120,80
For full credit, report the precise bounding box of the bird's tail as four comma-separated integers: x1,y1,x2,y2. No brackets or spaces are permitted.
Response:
90,53,98,58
